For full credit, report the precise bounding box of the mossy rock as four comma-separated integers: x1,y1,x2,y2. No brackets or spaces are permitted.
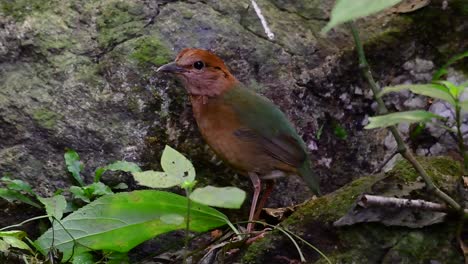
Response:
242,156,464,264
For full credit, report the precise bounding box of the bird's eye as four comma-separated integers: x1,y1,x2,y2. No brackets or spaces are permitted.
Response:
193,61,204,70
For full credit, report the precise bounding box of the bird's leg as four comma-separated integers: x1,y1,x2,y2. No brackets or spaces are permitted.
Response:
247,172,261,233
253,179,275,221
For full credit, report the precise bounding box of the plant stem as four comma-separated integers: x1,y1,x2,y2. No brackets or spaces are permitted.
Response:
349,22,464,214
455,104,468,175
183,187,192,264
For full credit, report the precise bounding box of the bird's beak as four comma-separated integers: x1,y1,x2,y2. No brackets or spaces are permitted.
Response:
156,62,185,74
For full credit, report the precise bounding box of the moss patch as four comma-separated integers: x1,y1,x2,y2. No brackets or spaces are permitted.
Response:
0,0,54,20
96,0,146,49
387,156,461,185
129,35,173,66
32,108,62,129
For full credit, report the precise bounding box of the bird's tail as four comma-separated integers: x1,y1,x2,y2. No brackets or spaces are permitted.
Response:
298,159,321,196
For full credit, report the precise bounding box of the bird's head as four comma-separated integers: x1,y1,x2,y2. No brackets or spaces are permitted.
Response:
157,48,238,97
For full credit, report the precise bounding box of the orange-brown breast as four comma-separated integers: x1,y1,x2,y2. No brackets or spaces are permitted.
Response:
190,95,297,176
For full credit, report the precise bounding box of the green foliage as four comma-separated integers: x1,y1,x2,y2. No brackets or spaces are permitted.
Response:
0,177,41,208
64,149,85,186
38,195,67,222
133,145,196,188
0,230,33,253
35,190,229,261
379,83,457,106
365,110,445,129
190,186,246,209
133,145,246,209
433,51,468,81
70,182,113,203
322,0,402,33
368,80,467,130
333,124,348,140
94,160,142,182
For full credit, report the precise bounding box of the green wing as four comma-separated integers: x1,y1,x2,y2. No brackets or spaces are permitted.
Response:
223,85,320,194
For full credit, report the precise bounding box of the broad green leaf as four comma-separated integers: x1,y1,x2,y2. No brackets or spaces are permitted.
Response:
379,84,456,106
38,195,67,221
133,170,183,188
64,149,85,186
435,80,463,99
433,51,468,81
2,236,33,252
0,188,41,208
322,0,402,33
365,110,445,129
94,161,142,182
35,190,228,260
190,186,246,209
72,251,95,264
161,145,195,183
1,177,34,194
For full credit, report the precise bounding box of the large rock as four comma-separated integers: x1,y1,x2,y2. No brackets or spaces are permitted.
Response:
0,0,467,253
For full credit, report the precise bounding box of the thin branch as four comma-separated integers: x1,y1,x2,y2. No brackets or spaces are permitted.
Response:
360,195,468,215
251,0,275,40
348,22,463,213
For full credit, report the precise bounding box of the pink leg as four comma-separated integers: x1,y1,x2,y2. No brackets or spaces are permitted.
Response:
254,180,275,221
247,172,261,232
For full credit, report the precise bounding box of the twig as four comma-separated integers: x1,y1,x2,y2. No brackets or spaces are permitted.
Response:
360,194,468,214
373,150,398,174
251,0,275,40
348,22,464,215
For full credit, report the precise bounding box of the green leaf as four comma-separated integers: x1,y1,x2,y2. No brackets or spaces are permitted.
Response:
133,171,183,188
106,251,129,264
433,51,468,81
435,80,464,99
70,186,90,203
0,230,27,239
190,186,246,209
0,188,41,208
38,195,67,221
35,190,228,260
161,145,195,183
64,149,85,186
379,84,456,106
0,177,34,194
2,236,33,252
460,101,468,112
87,182,113,196
322,0,402,33
72,251,96,264
94,161,142,182
70,183,113,203
365,110,445,129
0,239,8,252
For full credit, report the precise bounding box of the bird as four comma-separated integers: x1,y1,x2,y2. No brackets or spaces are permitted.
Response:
157,48,320,232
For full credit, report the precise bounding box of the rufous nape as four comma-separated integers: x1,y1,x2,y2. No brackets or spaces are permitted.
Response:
157,48,320,232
